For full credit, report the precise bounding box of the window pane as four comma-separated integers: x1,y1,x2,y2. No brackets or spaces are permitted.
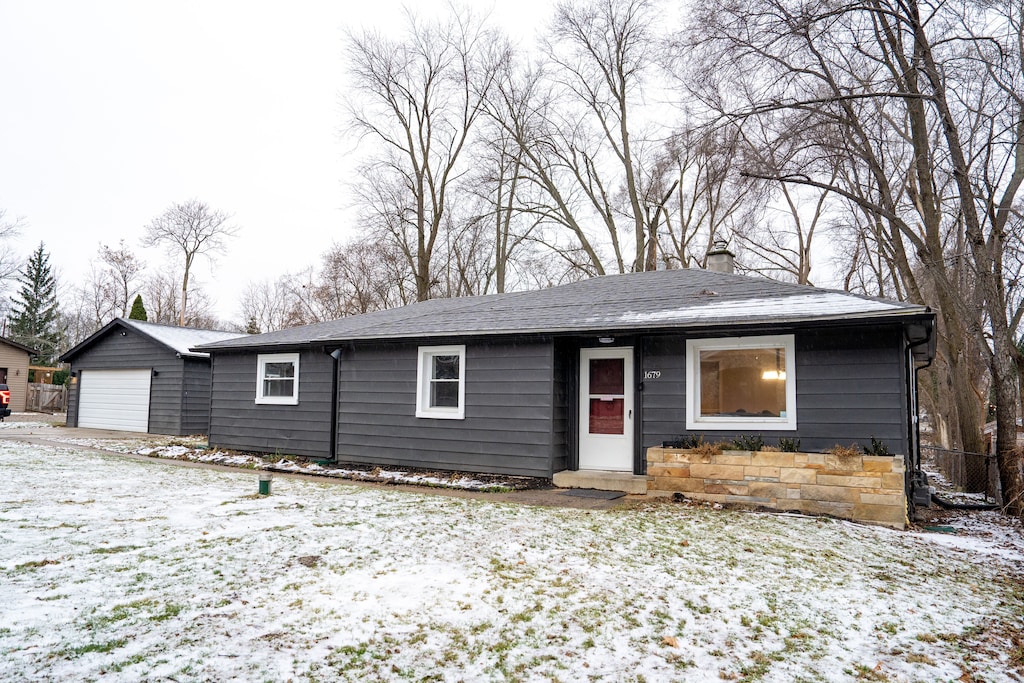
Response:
590,398,624,434
430,380,459,407
264,362,295,379
589,358,624,395
263,378,294,397
432,355,460,380
699,347,786,417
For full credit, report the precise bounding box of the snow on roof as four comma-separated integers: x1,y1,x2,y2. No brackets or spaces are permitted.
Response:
615,292,904,325
119,319,245,357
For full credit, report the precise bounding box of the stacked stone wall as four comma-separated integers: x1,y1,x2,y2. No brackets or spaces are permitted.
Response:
647,448,906,529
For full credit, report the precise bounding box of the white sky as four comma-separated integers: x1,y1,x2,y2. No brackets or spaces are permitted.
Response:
0,1,553,325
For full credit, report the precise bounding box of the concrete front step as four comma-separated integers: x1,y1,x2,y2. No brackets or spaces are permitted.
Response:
552,469,648,495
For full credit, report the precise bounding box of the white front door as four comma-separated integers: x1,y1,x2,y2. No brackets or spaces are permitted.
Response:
578,347,634,471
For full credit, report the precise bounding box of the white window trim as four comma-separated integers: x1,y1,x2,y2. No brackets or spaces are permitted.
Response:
685,335,797,431
256,353,300,405
416,345,466,419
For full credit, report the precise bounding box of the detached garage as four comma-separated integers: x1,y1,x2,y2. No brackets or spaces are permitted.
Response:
62,319,245,435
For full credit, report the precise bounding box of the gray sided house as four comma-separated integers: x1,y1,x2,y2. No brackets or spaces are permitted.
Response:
196,269,936,508
62,319,245,435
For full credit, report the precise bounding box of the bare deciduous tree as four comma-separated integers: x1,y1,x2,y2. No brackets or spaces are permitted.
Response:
686,0,1024,512
98,239,145,317
0,208,24,285
546,0,661,273
142,199,238,326
346,7,505,302
140,266,219,329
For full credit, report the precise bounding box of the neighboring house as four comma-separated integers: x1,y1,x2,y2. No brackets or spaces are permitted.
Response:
195,267,935,513
61,319,245,435
0,335,36,413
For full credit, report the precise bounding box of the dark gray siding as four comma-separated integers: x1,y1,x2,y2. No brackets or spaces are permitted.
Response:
208,349,333,458
181,358,213,434
65,329,184,435
551,339,572,473
335,340,557,477
641,327,910,455
67,375,78,427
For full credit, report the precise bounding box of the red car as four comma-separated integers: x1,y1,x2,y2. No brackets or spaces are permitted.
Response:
0,383,10,420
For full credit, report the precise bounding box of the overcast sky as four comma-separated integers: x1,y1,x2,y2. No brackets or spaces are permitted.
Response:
0,1,551,325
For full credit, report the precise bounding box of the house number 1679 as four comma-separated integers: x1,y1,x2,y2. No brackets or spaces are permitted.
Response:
644,370,661,380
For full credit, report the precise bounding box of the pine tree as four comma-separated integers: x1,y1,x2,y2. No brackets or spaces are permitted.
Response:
129,294,148,321
245,316,261,335
9,242,61,365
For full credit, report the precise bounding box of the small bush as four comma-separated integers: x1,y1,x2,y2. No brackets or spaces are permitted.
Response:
760,445,781,452
678,434,705,449
731,434,764,451
863,437,891,456
692,440,724,456
828,444,862,457
777,437,801,452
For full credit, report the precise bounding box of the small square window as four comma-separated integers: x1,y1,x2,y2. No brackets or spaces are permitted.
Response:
256,353,299,405
686,335,796,431
416,346,465,419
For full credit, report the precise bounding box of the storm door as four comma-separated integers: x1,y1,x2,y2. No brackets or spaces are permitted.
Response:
578,347,634,471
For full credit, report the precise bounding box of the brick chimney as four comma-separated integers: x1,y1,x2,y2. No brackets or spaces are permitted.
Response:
706,239,735,274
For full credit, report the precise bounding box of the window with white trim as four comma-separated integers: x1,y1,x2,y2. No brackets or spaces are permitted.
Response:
686,335,796,431
416,345,466,419
256,353,299,405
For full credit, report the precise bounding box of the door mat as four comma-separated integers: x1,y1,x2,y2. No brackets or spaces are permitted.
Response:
561,489,625,500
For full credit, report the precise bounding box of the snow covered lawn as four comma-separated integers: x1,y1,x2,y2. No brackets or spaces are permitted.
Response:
1,440,1022,682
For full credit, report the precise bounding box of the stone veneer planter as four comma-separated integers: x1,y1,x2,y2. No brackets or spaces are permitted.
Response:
646,447,907,529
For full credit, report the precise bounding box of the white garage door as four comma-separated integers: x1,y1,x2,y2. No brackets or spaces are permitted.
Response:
78,369,151,432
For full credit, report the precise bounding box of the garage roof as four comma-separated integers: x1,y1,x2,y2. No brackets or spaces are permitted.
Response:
61,318,246,361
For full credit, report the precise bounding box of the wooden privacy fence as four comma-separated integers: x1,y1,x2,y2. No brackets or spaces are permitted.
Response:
26,383,67,413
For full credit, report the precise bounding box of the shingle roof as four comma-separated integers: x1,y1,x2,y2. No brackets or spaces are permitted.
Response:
0,335,37,355
61,318,246,361
117,319,246,357
196,269,930,352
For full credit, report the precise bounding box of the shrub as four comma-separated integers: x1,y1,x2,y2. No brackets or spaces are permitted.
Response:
863,437,891,456
828,443,862,457
777,437,801,452
731,434,765,451
692,440,723,456
678,434,705,449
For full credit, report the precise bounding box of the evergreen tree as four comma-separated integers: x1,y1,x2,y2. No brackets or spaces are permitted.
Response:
245,316,260,335
9,242,61,365
129,294,148,321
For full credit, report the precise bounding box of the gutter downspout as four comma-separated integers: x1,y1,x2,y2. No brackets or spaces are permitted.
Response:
905,319,935,511
328,347,342,462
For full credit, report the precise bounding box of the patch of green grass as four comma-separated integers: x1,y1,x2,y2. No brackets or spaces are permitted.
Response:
65,638,127,657
89,545,139,555
14,558,59,570
875,621,899,636
740,650,772,679
109,652,148,672
150,603,184,622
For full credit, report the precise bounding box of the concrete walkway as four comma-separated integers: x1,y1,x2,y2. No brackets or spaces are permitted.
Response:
0,413,641,511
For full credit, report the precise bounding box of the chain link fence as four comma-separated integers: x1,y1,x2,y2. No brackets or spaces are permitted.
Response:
920,445,1000,507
